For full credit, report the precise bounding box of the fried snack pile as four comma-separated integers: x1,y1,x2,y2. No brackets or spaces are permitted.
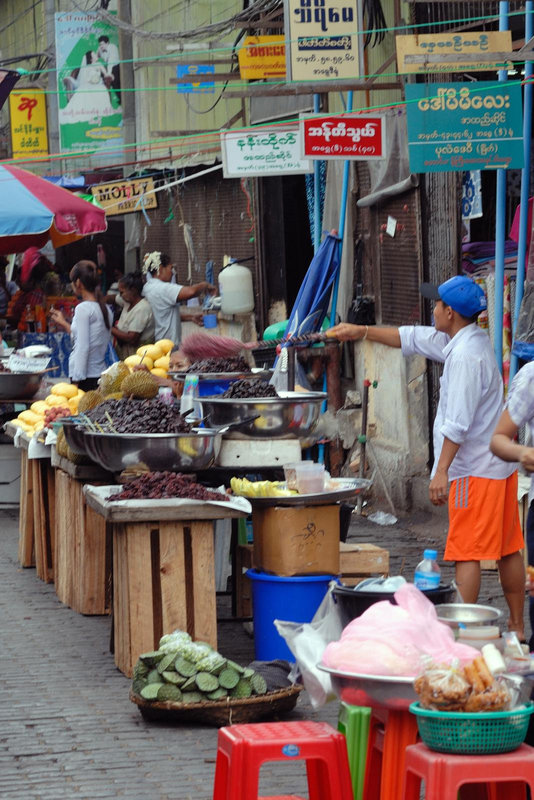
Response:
414,655,510,712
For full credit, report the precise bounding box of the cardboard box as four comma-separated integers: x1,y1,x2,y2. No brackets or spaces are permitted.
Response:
339,542,389,586
252,505,340,577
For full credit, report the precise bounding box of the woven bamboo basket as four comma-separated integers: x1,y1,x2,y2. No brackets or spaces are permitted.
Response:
130,684,302,726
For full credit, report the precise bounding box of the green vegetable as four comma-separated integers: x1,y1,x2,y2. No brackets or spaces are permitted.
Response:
231,678,252,698
181,691,202,704
226,659,245,674
132,678,147,696
219,667,240,690
161,671,184,685
250,673,267,695
157,684,182,702
206,688,228,700
195,672,219,693
146,668,161,684
140,683,163,700
157,652,178,674
139,651,164,667
175,657,197,677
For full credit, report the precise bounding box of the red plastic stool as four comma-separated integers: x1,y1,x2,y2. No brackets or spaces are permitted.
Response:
402,742,534,800
211,720,354,800
363,707,419,800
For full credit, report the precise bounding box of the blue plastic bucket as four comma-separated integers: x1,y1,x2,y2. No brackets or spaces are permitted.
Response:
246,569,333,661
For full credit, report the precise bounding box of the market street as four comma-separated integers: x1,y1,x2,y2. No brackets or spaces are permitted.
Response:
0,506,518,800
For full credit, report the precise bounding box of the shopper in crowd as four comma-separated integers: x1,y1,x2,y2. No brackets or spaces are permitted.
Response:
49,260,112,391
141,251,214,344
110,272,155,360
329,275,525,639
490,364,534,649
7,247,52,330
0,257,18,317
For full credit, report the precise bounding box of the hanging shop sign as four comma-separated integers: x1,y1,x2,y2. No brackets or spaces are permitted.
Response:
221,125,313,177
284,0,362,82
0,69,21,113
405,82,524,173
396,32,512,74
91,177,158,216
300,113,386,159
55,11,123,159
176,65,215,94
238,36,286,80
9,90,49,159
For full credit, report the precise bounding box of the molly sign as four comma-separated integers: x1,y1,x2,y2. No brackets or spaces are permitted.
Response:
284,0,361,82
405,82,524,173
301,114,386,159
221,126,312,177
91,177,158,215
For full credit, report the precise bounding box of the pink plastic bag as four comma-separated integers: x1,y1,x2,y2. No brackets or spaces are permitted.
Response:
322,583,478,676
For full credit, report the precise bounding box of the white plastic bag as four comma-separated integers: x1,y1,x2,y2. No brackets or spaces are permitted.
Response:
274,580,343,708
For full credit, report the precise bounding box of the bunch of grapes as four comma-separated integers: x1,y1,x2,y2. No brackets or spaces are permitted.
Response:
44,406,71,428
108,471,229,502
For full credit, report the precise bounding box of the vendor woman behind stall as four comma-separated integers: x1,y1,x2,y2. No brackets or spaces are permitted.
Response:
6,248,52,331
49,260,112,391
111,272,155,360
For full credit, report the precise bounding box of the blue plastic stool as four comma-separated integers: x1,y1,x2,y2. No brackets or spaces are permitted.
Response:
337,703,372,800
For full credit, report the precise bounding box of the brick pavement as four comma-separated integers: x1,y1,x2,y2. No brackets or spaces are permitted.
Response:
0,507,528,799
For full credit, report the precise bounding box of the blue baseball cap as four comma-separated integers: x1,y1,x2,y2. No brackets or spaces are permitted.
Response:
420,275,487,317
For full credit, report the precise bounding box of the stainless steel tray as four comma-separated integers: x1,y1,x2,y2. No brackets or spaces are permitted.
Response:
243,477,372,507
170,369,271,382
317,664,417,710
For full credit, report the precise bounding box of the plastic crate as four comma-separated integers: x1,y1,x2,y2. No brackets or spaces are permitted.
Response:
409,701,534,755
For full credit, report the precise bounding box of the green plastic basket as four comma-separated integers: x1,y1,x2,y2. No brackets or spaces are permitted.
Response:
409,701,534,755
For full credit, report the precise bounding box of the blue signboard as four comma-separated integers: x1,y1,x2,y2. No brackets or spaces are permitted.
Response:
176,64,215,94
405,81,524,172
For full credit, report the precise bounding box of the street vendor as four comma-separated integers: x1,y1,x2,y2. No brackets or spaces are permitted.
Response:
110,272,155,360
6,247,52,331
490,364,534,650
329,275,525,639
134,345,189,397
141,251,214,344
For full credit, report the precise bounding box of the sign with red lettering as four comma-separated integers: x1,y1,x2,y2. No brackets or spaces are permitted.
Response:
238,36,286,80
300,114,386,160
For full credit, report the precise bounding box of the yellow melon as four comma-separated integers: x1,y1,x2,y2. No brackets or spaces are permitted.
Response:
124,354,154,371
136,344,163,361
30,400,48,414
154,355,171,370
155,338,174,355
51,382,78,399
150,368,167,378
45,396,70,408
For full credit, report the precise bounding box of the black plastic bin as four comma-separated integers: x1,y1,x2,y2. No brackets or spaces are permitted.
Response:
333,583,456,628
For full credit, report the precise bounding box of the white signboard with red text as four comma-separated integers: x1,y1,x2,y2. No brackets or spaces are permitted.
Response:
300,113,386,160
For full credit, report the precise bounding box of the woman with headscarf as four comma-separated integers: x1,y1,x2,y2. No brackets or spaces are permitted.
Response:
111,272,155,360
6,248,51,330
141,251,214,346
49,260,112,390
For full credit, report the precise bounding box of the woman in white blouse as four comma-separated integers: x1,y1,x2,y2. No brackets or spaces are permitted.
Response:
49,260,112,390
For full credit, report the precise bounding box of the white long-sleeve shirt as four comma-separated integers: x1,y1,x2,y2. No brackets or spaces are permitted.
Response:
68,301,112,382
505,361,534,502
399,323,515,480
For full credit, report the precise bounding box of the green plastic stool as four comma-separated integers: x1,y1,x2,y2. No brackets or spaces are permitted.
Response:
337,703,372,800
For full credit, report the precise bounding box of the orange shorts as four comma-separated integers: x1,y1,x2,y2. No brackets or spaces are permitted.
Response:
444,472,524,562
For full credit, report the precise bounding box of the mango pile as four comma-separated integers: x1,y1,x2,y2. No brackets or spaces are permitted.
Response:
230,477,297,498
10,383,85,435
132,630,268,704
122,338,174,378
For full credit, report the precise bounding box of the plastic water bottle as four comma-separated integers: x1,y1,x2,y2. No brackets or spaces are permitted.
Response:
414,549,441,590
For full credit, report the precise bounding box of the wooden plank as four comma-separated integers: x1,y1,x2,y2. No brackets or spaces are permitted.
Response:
159,521,188,635
46,465,56,583
50,447,113,481
32,459,46,581
75,502,112,615
113,523,131,676
54,469,77,607
235,543,254,618
121,523,155,677
188,521,217,649
18,450,35,568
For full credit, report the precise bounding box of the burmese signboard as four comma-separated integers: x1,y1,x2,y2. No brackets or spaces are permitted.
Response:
396,32,512,74
238,36,286,80
9,90,49,160
300,114,386,159
221,126,312,177
405,82,524,173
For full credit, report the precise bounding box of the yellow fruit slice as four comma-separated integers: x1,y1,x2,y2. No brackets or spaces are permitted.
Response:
124,354,154,371
150,368,167,378
136,344,163,361
51,382,78,398
30,400,48,414
155,338,174,355
154,355,171,369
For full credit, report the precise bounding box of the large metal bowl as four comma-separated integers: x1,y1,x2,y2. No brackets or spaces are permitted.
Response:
434,603,503,628
62,421,88,456
196,391,327,438
0,371,43,400
318,664,417,710
82,429,222,473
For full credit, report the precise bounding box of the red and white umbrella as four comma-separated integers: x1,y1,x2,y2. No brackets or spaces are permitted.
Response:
0,163,107,255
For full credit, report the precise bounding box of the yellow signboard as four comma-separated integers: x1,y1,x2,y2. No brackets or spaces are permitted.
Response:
238,36,286,80
91,177,158,216
396,32,512,74
9,90,48,159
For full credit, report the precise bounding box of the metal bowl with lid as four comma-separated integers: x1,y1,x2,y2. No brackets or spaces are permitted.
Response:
196,391,327,438
434,603,503,628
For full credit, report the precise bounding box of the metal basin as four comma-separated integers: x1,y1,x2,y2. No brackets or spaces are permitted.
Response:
318,664,417,710
82,429,221,473
434,603,503,628
62,421,88,456
196,391,327,438
0,372,43,400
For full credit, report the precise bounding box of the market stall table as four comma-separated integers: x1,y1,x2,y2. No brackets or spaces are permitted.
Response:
83,485,251,677
51,446,114,616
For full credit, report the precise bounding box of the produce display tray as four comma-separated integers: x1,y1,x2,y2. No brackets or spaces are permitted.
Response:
244,477,372,508
129,684,302,726
170,369,270,382
83,484,252,521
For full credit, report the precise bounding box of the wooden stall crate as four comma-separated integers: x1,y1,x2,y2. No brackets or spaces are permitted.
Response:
18,448,35,568
338,542,389,586
53,454,112,616
32,459,55,583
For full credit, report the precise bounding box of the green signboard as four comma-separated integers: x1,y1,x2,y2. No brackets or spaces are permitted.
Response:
405,82,523,172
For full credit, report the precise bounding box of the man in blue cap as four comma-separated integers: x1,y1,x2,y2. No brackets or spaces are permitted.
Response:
330,275,525,638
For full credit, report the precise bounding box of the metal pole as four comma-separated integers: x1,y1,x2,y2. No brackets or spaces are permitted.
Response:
493,0,510,373
313,94,322,254
510,0,534,381
356,379,370,514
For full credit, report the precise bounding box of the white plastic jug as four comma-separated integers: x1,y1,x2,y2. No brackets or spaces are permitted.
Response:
219,261,254,315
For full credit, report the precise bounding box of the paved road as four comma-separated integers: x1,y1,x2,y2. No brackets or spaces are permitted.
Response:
0,507,525,799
